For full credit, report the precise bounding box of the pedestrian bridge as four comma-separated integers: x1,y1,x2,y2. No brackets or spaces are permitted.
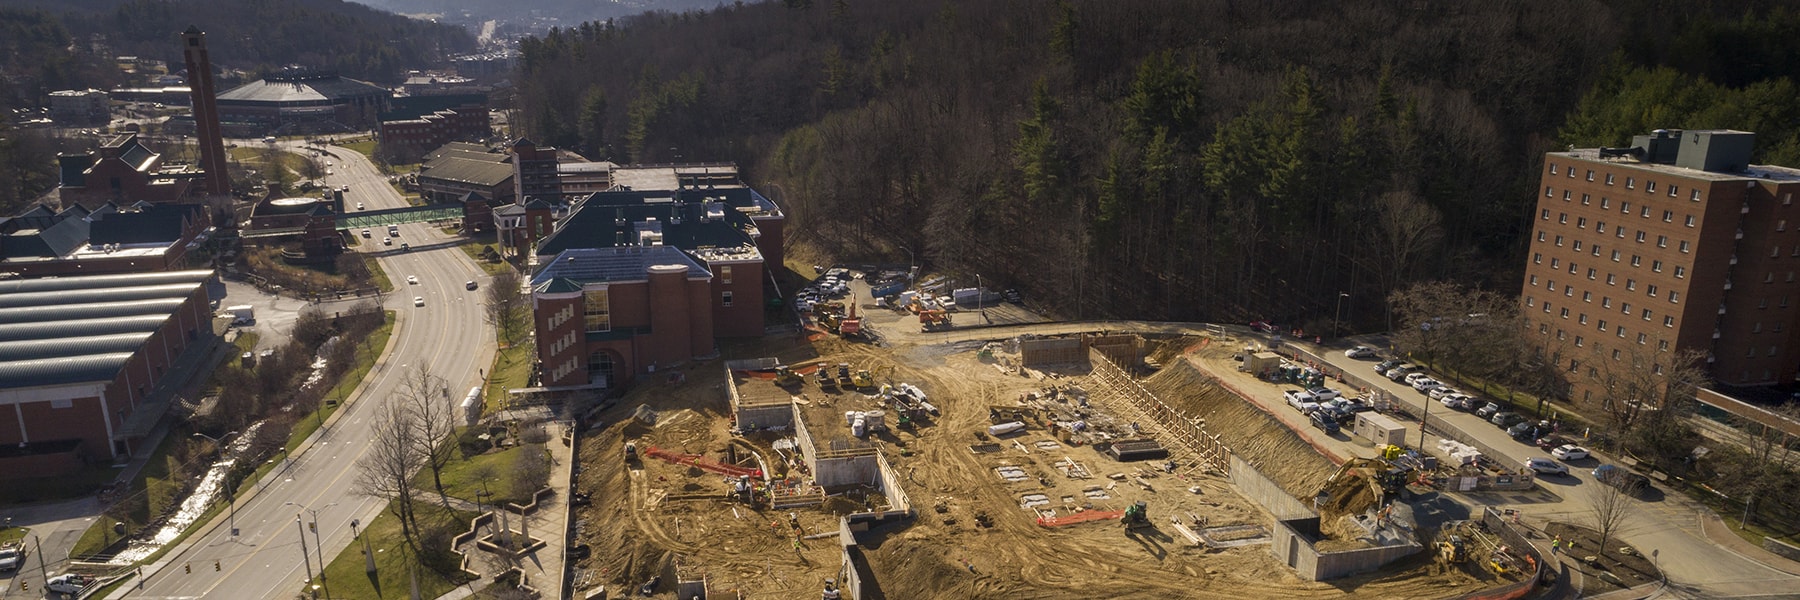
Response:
336,204,464,230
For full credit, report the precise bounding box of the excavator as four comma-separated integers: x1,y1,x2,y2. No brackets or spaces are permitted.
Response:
1121,501,1150,530
1437,535,1468,563
850,369,875,389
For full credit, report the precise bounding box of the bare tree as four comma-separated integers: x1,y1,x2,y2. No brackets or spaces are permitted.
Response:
1582,333,1708,430
403,364,460,508
354,402,424,549
1368,190,1444,323
1587,478,1638,556
483,271,526,345
1387,281,1514,381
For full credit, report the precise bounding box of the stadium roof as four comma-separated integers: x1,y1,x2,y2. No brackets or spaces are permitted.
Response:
217,73,387,104
0,270,211,388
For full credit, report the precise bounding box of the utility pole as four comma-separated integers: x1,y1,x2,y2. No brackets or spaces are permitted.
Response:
1417,395,1431,450
34,535,50,590
295,516,315,597
1334,292,1349,337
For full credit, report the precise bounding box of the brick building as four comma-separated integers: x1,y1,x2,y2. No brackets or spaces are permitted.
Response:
0,202,212,278
416,143,515,206
0,270,218,477
1523,129,1800,401
47,89,110,125
530,246,716,388
56,133,202,208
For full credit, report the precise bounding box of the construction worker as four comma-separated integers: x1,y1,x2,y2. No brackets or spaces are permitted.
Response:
1550,537,1561,555
822,578,841,599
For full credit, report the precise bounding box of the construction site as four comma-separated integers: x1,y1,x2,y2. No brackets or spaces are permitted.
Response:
565,268,1534,599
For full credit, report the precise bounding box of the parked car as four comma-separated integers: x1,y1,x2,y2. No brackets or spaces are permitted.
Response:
1475,402,1505,419
1427,386,1458,400
1411,378,1445,392
1439,394,1468,409
1374,359,1401,375
1552,445,1590,461
1491,412,1526,428
1527,457,1569,476
1250,320,1277,333
1535,434,1573,450
1387,365,1421,381
1285,390,1320,414
1345,346,1377,359
1593,464,1651,494
1306,386,1342,401
1309,410,1341,435
1507,421,1536,440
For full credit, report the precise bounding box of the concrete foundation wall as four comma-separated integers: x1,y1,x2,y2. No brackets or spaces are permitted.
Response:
1270,518,1321,578
815,455,881,488
1314,541,1422,580
876,452,911,513
735,403,793,431
1020,338,1084,365
1229,454,1313,520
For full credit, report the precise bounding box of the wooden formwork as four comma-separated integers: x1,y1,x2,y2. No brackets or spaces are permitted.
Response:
1086,348,1231,474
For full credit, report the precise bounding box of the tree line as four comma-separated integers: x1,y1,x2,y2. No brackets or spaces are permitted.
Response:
513,0,1800,329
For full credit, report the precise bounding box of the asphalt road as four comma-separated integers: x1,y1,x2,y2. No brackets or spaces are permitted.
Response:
120,140,497,600
1302,340,1800,599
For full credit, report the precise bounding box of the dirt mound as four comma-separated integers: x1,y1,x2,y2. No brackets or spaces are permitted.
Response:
1140,360,1334,498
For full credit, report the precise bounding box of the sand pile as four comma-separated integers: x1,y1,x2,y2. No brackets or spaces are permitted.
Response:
1140,360,1334,498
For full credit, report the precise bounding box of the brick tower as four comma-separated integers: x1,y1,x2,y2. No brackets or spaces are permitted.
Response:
181,26,231,197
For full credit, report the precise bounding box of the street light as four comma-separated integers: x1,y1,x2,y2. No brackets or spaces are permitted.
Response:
287,501,337,598
293,515,315,597
193,431,240,536
1334,292,1349,338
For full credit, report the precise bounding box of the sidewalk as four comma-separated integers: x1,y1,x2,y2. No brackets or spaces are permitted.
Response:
1697,511,1800,577
432,421,575,600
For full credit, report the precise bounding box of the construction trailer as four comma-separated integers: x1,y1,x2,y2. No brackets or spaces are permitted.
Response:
1352,412,1407,447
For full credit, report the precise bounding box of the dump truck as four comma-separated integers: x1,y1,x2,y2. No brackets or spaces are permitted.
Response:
838,302,863,338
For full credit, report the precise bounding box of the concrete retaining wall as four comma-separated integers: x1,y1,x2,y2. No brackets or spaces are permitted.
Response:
735,403,793,431
876,452,911,513
1228,454,1313,520
815,454,881,488
1314,540,1422,580
1020,338,1084,366
1765,537,1800,563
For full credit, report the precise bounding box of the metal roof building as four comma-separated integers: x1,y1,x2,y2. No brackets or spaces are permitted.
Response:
0,269,218,476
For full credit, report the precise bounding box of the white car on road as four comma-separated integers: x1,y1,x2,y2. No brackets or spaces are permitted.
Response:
1410,377,1444,392
47,573,93,594
407,275,419,285
1345,346,1377,359
1526,457,1568,476
413,296,425,307
1552,445,1590,461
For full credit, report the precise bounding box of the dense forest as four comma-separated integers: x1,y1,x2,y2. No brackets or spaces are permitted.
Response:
514,0,1800,328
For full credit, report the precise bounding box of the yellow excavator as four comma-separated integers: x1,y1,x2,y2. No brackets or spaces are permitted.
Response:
774,366,803,387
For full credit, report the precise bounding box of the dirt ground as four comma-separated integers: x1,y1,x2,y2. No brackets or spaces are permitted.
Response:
1545,521,1661,594
568,327,1499,599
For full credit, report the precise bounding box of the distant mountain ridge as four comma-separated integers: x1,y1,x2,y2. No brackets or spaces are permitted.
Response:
345,0,733,22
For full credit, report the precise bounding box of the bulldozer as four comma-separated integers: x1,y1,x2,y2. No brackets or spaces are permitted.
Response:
837,363,853,386
774,366,803,388
850,369,875,389
817,367,837,390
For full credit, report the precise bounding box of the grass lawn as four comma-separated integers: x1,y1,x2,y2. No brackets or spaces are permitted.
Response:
483,343,532,414
0,527,25,545
341,139,377,160
426,445,533,507
456,240,515,278
363,255,394,292
316,504,476,600
289,311,396,452
68,431,192,558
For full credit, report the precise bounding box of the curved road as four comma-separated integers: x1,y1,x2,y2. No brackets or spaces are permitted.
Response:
123,139,497,599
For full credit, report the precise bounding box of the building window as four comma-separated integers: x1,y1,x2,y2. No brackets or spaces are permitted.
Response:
1587,170,1595,181
1755,322,1764,334
1642,206,1651,218
1617,326,1627,338
722,291,734,307
1574,240,1584,250
1538,231,1547,242
1563,190,1573,201
1579,314,1589,325
1557,235,1565,246
1680,240,1691,253
1577,218,1587,229
1602,296,1612,308
1606,173,1616,185
1631,255,1641,267
583,288,611,332
1587,268,1597,280
1541,209,1550,220
1592,245,1602,257
1559,213,1568,224
1602,197,1611,209
1627,279,1637,291
1545,186,1555,197
1552,258,1560,268
720,265,733,284
1598,319,1608,331
1663,210,1674,222
1652,260,1663,272
1647,181,1657,193
1597,221,1607,234
1786,192,1794,205
1582,291,1592,302
1549,164,1558,175
1691,189,1701,201
1642,308,1652,320
1638,333,1647,344
1617,227,1626,239
1611,250,1621,262
1782,220,1789,232
1606,274,1616,285
1561,308,1570,318
1668,184,1678,197
1576,336,1585,347
1582,193,1592,205
1569,169,1577,179
1566,286,1574,297
1621,302,1632,314
1660,340,1671,350
1685,215,1695,227
1526,296,1535,307
1636,231,1647,243
1534,253,1542,264
1675,265,1685,278
1531,275,1540,285
1626,177,1635,190
1647,284,1658,297
1664,316,1675,327
1768,272,1777,284
1622,201,1632,214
